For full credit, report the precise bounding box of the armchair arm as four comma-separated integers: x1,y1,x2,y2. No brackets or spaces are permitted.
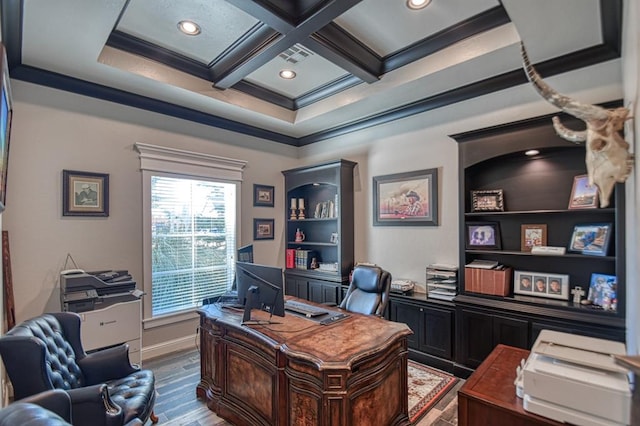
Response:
67,384,123,426
78,344,138,385
20,389,72,422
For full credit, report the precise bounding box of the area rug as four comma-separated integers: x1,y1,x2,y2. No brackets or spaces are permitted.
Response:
408,360,458,424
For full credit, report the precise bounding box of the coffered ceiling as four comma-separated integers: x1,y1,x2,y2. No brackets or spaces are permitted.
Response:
1,0,622,146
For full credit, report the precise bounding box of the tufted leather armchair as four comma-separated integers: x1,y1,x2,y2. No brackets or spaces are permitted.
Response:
0,389,144,426
0,312,157,425
339,264,392,316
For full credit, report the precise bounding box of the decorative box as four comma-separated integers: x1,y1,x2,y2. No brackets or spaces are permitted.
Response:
464,267,512,296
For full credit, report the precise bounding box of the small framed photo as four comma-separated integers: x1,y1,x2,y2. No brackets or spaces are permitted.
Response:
588,273,617,311
568,223,612,256
330,232,339,244
253,218,274,240
62,170,109,217
253,184,274,207
568,175,599,209
514,270,569,300
520,224,547,252
465,222,501,250
471,189,504,212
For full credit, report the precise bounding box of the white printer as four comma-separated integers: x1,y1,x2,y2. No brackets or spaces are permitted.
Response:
522,330,632,426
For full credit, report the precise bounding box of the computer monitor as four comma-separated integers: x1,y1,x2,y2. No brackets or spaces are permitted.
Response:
235,261,284,324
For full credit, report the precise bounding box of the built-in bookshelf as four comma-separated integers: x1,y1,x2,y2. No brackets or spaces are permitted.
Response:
281,160,356,304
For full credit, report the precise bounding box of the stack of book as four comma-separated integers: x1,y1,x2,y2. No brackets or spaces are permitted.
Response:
286,249,318,270
426,263,458,301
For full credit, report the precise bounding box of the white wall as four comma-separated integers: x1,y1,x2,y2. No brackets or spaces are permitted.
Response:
3,45,632,357
4,81,298,350
622,0,639,354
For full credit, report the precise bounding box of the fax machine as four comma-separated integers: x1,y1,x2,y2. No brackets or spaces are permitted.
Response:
60,269,141,313
521,330,632,426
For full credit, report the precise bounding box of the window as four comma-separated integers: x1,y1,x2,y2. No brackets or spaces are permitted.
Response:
136,143,246,326
151,175,235,316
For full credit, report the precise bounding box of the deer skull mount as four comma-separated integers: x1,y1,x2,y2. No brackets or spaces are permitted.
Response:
520,42,633,208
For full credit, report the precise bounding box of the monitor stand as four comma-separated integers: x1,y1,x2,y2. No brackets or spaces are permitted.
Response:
242,286,281,325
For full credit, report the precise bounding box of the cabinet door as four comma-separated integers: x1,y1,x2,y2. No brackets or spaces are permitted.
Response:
390,300,421,350
493,315,528,349
423,306,453,359
457,309,494,368
308,280,339,304
285,276,308,299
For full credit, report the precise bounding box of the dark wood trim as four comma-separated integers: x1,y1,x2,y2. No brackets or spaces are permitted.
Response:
383,6,510,73
214,0,362,89
106,30,212,80
2,0,624,146
226,0,296,33
294,74,362,109
307,23,381,83
0,0,23,69
232,80,295,110
10,64,299,146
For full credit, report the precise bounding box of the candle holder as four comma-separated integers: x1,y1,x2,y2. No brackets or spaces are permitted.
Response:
297,206,305,219
290,198,297,220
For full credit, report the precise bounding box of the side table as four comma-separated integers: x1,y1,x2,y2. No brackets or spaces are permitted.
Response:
458,344,563,426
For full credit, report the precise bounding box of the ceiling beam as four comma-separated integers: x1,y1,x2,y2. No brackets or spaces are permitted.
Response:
213,0,363,89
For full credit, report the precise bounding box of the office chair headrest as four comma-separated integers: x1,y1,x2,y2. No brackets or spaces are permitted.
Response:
352,265,389,293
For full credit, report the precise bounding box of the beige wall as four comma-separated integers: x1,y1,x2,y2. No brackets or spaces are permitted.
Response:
3,46,632,358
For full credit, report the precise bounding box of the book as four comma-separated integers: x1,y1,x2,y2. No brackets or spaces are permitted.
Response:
286,249,295,269
465,259,499,269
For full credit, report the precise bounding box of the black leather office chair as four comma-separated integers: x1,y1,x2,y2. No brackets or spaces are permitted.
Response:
339,264,392,316
0,389,144,426
0,312,157,426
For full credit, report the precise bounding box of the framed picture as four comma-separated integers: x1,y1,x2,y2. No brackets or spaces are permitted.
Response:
587,273,617,311
62,170,109,217
465,222,501,250
471,189,504,212
253,218,274,240
253,184,274,207
568,174,599,209
373,168,438,226
514,270,569,300
520,224,547,252
568,223,612,256
0,43,13,213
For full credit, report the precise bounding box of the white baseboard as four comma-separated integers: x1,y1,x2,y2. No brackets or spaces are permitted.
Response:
141,334,198,362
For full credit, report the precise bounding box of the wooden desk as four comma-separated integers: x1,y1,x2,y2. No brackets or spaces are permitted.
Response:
197,301,413,426
458,344,563,426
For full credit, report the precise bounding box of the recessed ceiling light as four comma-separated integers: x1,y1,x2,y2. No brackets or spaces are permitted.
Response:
177,20,201,36
279,69,296,79
407,0,432,10
525,149,540,156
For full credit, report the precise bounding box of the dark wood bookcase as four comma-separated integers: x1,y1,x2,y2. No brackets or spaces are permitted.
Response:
281,159,356,304
450,105,626,371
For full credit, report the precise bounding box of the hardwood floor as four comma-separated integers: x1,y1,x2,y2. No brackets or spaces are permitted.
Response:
144,347,462,425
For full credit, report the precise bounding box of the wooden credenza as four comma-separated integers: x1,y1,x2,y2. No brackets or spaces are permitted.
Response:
197,300,412,426
458,344,563,426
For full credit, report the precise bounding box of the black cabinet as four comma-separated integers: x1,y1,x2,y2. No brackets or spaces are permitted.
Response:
389,296,454,372
282,160,356,304
450,107,626,372
456,306,529,369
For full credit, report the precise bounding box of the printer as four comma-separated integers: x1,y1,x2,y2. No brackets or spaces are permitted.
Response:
522,329,632,426
60,269,141,313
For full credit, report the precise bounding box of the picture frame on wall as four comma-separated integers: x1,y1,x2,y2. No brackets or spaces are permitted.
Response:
253,218,275,240
253,184,275,207
465,222,501,250
568,223,612,256
471,189,504,212
514,270,569,300
62,170,109,217
0,43,13,213
372,168,439,226
568,174,599,209
520,224,547,252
